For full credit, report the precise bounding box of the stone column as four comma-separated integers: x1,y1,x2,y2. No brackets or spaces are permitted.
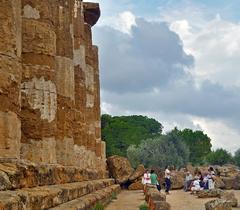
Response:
0,0,22,159
83,3,100,152
55,0,75,166
73,0,87,149
20,0,57,164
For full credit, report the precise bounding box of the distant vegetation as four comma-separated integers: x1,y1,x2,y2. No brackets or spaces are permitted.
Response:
101,114,240,168
101,114,163,157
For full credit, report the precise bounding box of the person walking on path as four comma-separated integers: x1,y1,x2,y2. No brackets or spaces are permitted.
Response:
165,166,171,194
150,169,161,191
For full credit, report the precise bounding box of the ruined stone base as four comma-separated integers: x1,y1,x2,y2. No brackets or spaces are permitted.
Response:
0,179,120,210
0,159,120,210
0,159,107,191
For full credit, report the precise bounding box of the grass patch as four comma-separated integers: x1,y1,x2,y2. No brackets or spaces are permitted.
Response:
92,203,104,210
111,191,117,200
139,203,148,210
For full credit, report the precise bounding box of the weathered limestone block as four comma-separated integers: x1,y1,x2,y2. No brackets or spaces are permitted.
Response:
107,156,134,184
101,141,106,159
56,137,74,166
21,77,57,123
21,138,57,164
0,192,23,210
129,164,145,181
22,19,56,55
73,5,85,48
22,0,55,23
0,57,22,112
128,181,143,190
95,141,106,158
95,141,102,158
74,45,86,70
95,121,101,141
56,57,75,101
73,145,106,178
215,165,239,178
171,171,184,189
214,176,225,189
154,201,171,210
222,192,238,207
205,199,232,210
233,175,240,190
222,177,235,190
0,112,21,159
198,189,223,199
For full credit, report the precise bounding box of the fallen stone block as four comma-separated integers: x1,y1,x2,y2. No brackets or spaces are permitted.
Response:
205,199,232,210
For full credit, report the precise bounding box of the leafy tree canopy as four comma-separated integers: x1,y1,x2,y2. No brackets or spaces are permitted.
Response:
206,148,233,166
168,128,212,165
127,135,189,168
101,114,163,157
234,149,240,167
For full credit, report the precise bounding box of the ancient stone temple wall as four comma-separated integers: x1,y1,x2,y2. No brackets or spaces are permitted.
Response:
21,0,58,163
0,0,22,159
0,0,106,176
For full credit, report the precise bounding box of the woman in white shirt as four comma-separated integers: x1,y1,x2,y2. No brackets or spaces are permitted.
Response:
142,170,151,185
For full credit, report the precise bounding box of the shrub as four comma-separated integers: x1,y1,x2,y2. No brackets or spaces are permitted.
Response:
92,203,104,210
139,203,148,210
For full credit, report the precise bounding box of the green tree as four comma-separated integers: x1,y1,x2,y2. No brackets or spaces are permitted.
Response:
166,128,190,166
206,148,233,165
101,115,163,157
234,149,240,167
127,145,141,168
127,135,189,168
175,128,212,165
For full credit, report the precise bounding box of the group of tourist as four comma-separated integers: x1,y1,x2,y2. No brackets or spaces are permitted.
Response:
142,166,216,195
184,167,216,194
142,166,172,195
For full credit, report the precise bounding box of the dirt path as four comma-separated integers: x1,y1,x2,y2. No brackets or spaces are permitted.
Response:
105,190,145,210
167,190,240,210
106,190,240,210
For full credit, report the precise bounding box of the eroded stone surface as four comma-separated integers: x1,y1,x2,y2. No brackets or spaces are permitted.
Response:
107,156,134,184
0,0,106,192
21,77,57,122
0,111,21,159
205,199,232,210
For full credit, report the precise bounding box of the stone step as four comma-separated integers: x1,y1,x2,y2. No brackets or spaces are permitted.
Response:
49,184,121,210
0,159,107,190
0,179,117,210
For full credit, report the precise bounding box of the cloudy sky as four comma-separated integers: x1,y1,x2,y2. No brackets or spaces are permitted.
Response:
89,0,240,153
